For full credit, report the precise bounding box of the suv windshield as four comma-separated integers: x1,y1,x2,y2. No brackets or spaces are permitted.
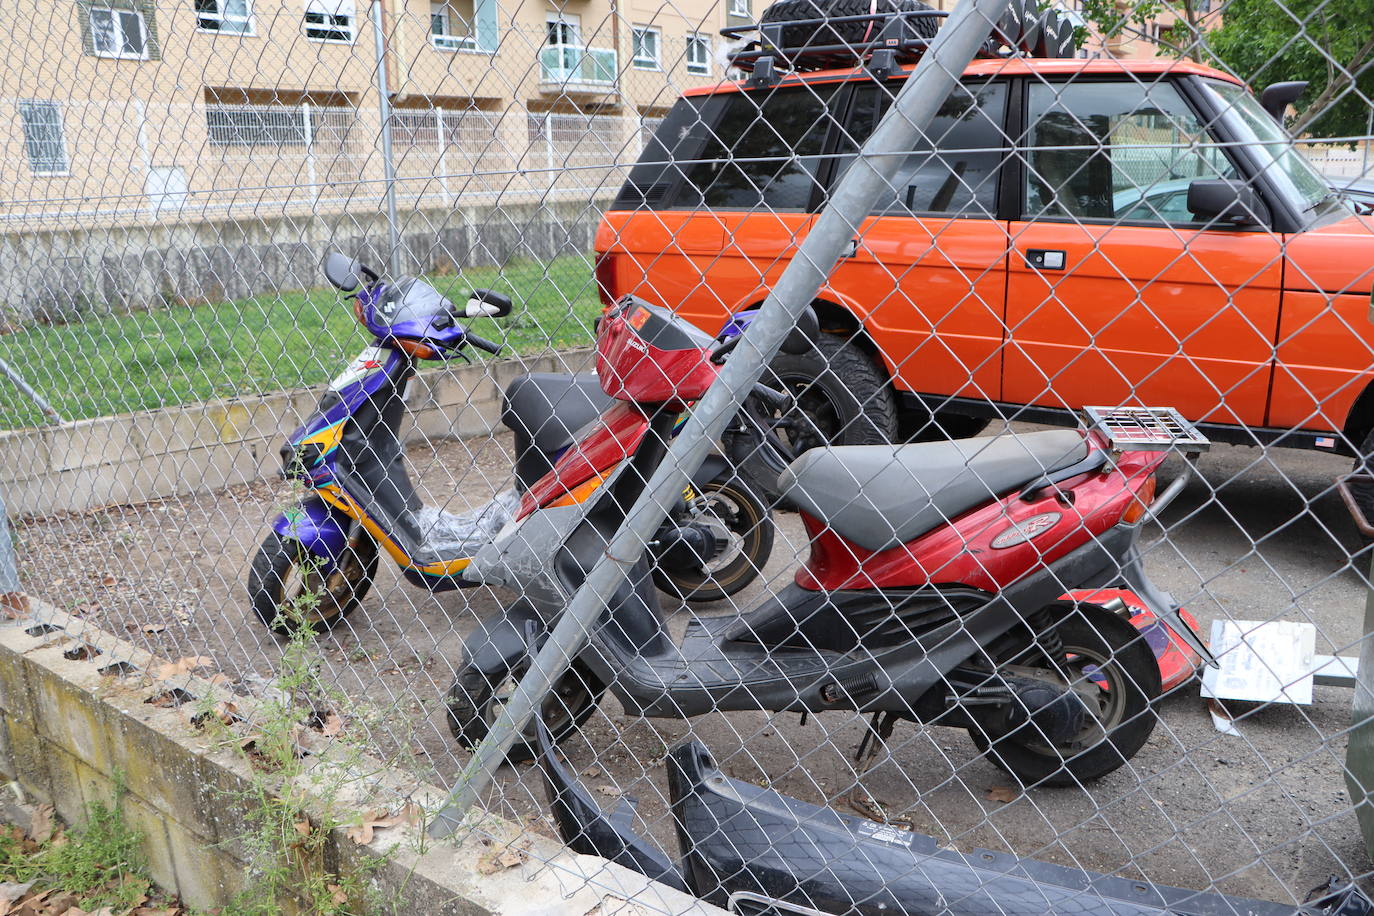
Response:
1199,78,1341,217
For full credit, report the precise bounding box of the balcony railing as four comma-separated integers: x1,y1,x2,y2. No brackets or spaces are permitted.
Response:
539,44,617,89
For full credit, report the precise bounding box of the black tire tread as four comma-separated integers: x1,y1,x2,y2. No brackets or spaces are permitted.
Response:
769,332,897,448
974,609,1161,787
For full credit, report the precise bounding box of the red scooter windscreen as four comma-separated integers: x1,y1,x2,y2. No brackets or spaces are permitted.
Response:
597,298,719,405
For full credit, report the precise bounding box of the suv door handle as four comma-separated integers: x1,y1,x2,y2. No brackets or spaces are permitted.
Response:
1025,248,1067,270
841,237,859,258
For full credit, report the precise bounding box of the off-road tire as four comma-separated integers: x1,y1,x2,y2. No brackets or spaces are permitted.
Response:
971,608,1161,787
654,476,776,604
767,333,898,451
248,531,379,636
446,659,606,765
1349,429,1374,543
760,0,939,54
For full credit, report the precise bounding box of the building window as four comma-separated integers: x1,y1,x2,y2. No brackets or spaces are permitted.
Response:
196,0,253,34
631,26,660,69
304,0,355,42
18,100,68,175
89,6,149,58
205,105,311,147
686,33,710,75
430,2,476,50
728,0,750,18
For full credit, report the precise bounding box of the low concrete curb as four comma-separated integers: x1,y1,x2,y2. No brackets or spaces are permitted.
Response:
0,349,593,518
0,598,721,915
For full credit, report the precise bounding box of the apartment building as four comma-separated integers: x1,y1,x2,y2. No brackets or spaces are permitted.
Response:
0,0,737,226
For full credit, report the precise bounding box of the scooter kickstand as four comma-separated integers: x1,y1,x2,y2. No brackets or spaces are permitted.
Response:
853,710,897,770
847,712,910,827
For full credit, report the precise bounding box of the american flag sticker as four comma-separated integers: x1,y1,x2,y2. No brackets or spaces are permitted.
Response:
1316,437,1337,448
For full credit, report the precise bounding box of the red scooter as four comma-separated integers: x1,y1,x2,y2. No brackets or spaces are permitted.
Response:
451,297,1212,784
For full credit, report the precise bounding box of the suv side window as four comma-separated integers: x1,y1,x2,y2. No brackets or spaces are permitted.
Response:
674,84,843,211
1023,80,1238,223
841,79,1008,218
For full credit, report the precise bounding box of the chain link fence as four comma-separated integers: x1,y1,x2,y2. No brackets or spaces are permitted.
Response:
3,0,1374,912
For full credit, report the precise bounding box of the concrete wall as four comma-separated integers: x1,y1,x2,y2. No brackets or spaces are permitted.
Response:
0,348,593,518
2,198,608,323
0,600,720,914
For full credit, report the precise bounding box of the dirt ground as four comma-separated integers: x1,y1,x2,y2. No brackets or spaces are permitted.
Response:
15,425,1374,909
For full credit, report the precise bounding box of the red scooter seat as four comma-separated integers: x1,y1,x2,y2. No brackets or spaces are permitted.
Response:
779,430,1089,552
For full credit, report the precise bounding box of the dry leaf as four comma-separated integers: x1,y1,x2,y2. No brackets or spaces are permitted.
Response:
320,712,343,737
212,701,239,726
154,656,214,680
28,804,53,843
345,803,421,845
594,785,622,798
476,841,528,875
99,574,117,587
293,819,312,837
327,885,348,906
142,623,167,635
581,766,602,778
985,785,1019,804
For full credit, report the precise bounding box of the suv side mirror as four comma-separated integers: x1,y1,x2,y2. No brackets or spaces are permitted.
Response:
1187,180,1270,227
465,288,513,318
1259,81,1307,122
780,309,820,355
323,252,375,292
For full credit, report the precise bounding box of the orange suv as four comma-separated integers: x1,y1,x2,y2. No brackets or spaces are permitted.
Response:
595,10,1374,459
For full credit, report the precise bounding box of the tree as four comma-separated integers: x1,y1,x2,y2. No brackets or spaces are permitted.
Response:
1079,0,1374,141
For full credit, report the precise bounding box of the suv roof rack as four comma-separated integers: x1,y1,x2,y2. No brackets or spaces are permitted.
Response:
722,0,1078,74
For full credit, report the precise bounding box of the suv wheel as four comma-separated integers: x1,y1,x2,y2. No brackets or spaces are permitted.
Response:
768,333,897,450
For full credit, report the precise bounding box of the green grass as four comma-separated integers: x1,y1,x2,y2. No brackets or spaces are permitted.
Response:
0,255,602,429
0,798,183,912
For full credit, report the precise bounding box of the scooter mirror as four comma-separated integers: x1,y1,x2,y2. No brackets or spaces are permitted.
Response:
779,309,820,355
466,288,514,318
323,253,366,292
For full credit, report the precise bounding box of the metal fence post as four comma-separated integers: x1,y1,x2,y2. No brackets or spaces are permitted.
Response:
426,0,1011,836
1346,550,1374,863
370,0,404,278
302,100,319,203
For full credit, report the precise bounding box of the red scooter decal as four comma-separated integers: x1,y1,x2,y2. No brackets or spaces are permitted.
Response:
990,511,1062,548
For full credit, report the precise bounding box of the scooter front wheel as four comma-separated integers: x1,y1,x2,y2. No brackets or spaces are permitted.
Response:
247,531,379,636
446,658,605,765
653,477,775,604
971,607,1161,787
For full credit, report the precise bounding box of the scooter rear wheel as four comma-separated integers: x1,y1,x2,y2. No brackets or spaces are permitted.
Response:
971,606,1161,787
248,531,379,636
654,477,775,604
446,658,605,765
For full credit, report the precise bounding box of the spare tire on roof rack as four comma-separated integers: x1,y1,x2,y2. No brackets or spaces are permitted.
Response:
726,0,1077,72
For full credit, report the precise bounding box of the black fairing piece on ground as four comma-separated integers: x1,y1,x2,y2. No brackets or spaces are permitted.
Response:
533,717,689,893
534,716,1373,916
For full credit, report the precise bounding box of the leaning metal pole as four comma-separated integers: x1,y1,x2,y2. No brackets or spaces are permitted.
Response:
370,0,404,279
0,357,62,425
428,0,1011,836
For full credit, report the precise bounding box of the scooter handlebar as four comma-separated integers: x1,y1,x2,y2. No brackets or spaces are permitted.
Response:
464,332,502,355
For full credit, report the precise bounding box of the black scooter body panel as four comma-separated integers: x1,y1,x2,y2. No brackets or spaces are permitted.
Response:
664,740,1372,916
573,522,1134,718
532,721,1371,916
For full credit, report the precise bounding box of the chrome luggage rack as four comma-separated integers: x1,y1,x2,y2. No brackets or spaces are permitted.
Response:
1085,406,1212,454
